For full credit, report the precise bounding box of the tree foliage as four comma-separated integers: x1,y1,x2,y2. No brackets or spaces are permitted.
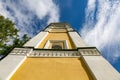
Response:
13,34,30,47
0,15,30,56
0,15,18,47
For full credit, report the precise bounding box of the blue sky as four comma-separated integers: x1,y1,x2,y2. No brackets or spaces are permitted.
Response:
0,0,120,73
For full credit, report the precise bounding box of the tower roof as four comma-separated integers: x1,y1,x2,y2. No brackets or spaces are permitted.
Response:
45,22,74,31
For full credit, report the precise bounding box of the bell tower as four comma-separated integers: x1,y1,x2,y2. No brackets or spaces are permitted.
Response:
24,23,87,49
0,23,120,80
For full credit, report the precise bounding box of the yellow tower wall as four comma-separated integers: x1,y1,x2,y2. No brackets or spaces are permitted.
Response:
38,29,76,49
10,58,93,80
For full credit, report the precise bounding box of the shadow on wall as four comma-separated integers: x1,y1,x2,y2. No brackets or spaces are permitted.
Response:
78,58,95,80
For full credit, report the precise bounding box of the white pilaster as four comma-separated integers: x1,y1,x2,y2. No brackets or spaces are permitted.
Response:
83,56,120,80
24,31,48,48
0,55,26,80
68,32,87,47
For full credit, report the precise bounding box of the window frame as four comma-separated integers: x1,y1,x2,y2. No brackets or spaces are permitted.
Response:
44,40,69,49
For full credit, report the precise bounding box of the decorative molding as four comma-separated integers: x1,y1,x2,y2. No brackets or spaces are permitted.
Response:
9,48,100,57
78,49,100,56
27,50,80,57
10,48,33,55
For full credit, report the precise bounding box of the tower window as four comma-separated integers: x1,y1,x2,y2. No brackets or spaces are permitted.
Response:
52,44,62,49
44,40,69,49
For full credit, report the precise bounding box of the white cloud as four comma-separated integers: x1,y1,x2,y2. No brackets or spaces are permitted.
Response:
0,0,59,37
81,0,120,62
24,0,59,24
81,0,96,37
0,2,9,18
87,0,96,12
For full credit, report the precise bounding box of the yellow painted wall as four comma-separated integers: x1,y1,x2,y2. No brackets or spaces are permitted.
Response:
38,29,76,49
49,29,67,32
10,58,93,80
